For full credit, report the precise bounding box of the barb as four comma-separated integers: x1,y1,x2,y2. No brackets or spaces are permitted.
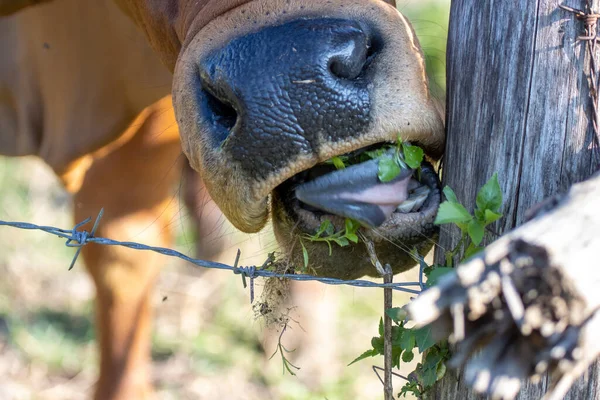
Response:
0,211,424,296
560,1,600,168
372,365,409,384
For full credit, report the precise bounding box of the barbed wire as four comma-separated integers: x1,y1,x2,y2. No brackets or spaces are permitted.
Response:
560,1,600,168
0,209,425,298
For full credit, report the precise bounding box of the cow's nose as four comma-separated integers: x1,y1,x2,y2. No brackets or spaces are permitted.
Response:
196,18,376,177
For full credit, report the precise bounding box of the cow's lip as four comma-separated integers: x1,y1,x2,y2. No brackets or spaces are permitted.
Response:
273,143,441,235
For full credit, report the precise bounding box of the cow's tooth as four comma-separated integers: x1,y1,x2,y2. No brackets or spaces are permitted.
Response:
396,199,418,213
396,186,431,213
410,185,431,197
409,192,429,211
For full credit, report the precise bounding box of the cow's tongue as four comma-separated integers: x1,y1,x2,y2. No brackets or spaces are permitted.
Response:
295,156,413,228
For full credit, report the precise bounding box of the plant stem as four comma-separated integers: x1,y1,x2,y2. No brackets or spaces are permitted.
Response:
383,264,394,400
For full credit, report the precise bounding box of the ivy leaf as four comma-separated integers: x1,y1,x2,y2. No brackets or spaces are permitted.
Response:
484,209,502,225
434,202,473,225
426,267,454,288
402,143,424,169
414,327,435,353
386,307,407,324
443,186,459,204
476,173,503,214
467,219,485,246
378,156,402,182
348,348,379,366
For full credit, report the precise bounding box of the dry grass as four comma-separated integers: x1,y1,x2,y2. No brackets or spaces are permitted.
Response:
0,156,422,400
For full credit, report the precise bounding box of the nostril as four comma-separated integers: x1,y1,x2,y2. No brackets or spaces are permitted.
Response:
328,24,384,81
200,85,238,144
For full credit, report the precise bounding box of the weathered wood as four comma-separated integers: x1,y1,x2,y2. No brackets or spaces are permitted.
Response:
432,0,600,398
410,173,600,400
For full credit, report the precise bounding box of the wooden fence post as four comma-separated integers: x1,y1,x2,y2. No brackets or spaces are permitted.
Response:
432,0,600,398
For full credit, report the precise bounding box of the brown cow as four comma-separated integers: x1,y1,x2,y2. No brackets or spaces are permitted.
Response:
0,1,444,399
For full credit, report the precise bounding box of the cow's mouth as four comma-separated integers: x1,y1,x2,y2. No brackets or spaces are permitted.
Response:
273,142,441,239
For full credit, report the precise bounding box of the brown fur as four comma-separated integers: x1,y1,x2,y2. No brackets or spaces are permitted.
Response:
0,0,445,398
73,96,181,399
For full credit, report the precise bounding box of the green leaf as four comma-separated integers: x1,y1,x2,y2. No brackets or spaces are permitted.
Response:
426,267,454,288
476,173,503,214
443,186,459,204
414,327,435,353
420,351,445,387
386,307,407,324
436,360,447,381
402,143,425,169
333,237,349,247
402,350,415,363
331,156,346,170
365,148,387,160
474,208,484,220
315,220,332,238
419,365,438,388
399,329,416,352
434,202,473,225
345,218,360,235
324,221,335,236
484,209,502,225
467,219,485,246
464,243,484,260
392,346,402,369
378,156,402,182
300,241,309,270
399,381,421,398
371,336,384,354
378,317,384,336
345,232,359,243
348,348,379,366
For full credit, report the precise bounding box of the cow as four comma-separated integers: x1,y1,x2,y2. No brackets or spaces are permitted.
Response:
0,0,445,399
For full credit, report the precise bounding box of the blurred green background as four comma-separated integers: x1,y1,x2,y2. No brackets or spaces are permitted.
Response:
0,1,449,399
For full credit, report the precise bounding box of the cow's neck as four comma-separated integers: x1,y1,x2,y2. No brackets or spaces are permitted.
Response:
114,0,252,71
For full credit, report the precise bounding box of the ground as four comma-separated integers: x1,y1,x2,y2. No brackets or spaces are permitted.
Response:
0,156,428,399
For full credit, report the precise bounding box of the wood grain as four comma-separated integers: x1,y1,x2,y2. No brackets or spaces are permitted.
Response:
433,0,600,398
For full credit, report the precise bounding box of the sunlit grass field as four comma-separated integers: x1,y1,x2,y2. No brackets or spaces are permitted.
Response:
0,2,449,399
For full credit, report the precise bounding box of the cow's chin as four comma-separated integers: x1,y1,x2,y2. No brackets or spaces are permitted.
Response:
270,146,441,280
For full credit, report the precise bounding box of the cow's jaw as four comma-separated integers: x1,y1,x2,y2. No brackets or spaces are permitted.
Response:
172,0,445,279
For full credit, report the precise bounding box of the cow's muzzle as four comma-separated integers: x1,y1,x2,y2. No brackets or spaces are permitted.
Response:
195,18,377,180
173,0,445,278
